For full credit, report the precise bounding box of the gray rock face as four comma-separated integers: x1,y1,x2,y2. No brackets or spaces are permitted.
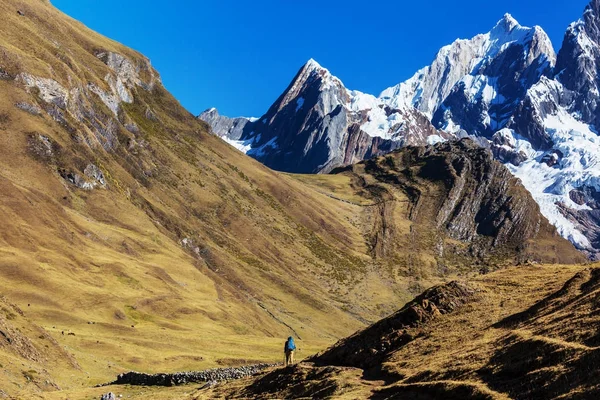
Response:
489,130,528,166
365,140,552,252
561,186,600,256
198,108,251,141
499,0,600,258
16,50,158,153
17,74,70,109
382,14,556,130
27,133,58,162
15,102,42,116
84,164,106,186
100,393,116,400
200,15,554,174
429,16,555,138
508,77,567,151
555,0,600,127
0,68,11,80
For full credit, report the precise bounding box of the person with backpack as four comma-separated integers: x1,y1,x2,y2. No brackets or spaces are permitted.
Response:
284,336,296,366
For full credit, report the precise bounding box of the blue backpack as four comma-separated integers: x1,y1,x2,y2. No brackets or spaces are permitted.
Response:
285,337,296,351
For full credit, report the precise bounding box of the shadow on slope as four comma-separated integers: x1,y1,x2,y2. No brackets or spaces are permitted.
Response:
200,266,600,400
480,268,600,399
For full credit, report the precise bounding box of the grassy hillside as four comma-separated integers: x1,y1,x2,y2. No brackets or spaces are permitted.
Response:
0,0,585,398
202,263,600,399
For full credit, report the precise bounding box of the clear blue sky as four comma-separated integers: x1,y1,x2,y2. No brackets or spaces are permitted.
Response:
53,0,589,118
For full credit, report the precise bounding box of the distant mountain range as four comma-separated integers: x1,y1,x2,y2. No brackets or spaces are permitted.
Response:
200,0,600,258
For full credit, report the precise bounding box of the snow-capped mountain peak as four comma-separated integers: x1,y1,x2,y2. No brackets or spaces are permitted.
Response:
487,15,552,59
200,57,447,173
304,58,326,73
272,58,346,116
584,0,600,28
555,0,600,125
492,13,520,33
298,58,343,88
499,0,600,256
378,14,555,131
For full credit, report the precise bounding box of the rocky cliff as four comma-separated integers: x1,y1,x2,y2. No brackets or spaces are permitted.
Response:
333,139,580,265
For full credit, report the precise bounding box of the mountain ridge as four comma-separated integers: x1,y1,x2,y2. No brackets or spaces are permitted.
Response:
200,1,600,258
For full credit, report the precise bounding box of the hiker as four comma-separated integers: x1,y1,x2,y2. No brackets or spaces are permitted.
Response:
284,336,296,366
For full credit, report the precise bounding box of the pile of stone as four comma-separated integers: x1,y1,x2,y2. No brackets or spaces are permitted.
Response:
110,363,278,387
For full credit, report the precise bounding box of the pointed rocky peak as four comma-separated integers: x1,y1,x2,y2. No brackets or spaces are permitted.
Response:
270,59,347,115
554,0,600,125
199,107,219,119
561,0,600,46
292,58,342,91
578,0,600,46
379,12,555,120
526,26,557,66
531,25,556,48
294,58,329,85
302,58,326,74
197,107,252,140
491,13,521,34
487,13,539,49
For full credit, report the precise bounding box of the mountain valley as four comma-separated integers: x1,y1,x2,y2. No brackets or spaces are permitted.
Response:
0,0,598,399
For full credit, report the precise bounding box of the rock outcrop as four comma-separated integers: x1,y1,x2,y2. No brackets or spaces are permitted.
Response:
198,108,251,141
17,50,159,155
383,14,555,138
0,1,588,398
311,281,475,369
335,139,582,264
208,267,600,400
555,0,600,127
498,0,600,257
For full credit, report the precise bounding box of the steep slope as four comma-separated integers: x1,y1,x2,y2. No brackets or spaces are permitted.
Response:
309,281,476,371
499,0,600,257
0,1,581,398
201,264,600,400
196,107,252,142
0,0,398,395
555,0,600,127
328,139,581,266
199,59,448,173
389,0,600,258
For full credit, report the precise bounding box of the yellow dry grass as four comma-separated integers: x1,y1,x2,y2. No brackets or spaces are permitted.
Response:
202,264,599,399
0,1,588,399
